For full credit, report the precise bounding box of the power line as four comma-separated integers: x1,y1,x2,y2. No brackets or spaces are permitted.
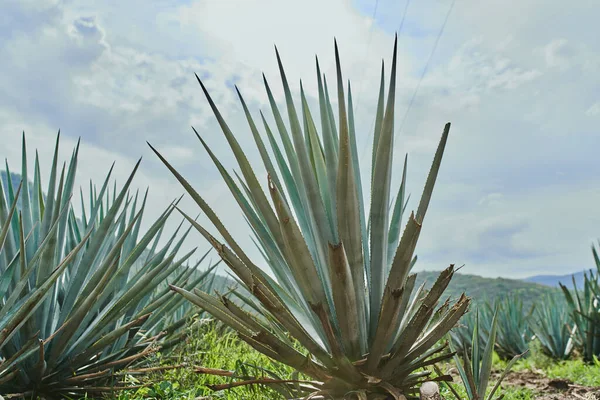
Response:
322,0,380,96
359,0,456,165
359,0,412,164
397,0,456,134
354,0,380,114
397,0,412,40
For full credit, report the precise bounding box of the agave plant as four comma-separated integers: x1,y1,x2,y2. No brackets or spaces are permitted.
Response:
450,305,493,357
560,244,600,363
146,258,224,354
0,134,216,398
529,294,575,360
0,183,57,384
152,36,469,399
486,297,532,360
441,308,524,400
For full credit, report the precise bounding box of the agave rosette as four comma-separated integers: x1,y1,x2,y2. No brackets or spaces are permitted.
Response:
529,294,574,360
153,37,469,399
486,297,532,360
450,305,493,357
443,308,524,400
0,134,215,398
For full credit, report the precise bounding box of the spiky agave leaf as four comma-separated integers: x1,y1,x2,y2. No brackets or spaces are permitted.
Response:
486,297,532,360
560,242,600,362
153,36,469,398
529,294,575,360
0,182,57,382
0,134,215,399
143,255,224,352
450,304,493,357
443,308,525,400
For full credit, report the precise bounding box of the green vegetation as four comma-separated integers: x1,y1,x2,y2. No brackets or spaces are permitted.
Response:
0,135,217,398
115,321,600,400
439,383,536,400
444,308,524,400
560,243,600,362
491,297,532,360
529,294,575,360
2,35,600,400
510,343,600,388
117,320,299,400
152,36,470,399
415,271,560,310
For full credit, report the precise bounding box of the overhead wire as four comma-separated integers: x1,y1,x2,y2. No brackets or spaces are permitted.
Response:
358,0,412,164
396,0,456,134
358,0,456,165
353,0,381,114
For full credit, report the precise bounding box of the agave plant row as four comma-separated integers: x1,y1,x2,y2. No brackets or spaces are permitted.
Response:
451,291,577,363
0,135,218,398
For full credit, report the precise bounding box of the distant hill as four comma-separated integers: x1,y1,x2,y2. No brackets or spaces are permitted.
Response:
0,171,33,206
206,270,561,313
1,171,22,191
523,270,590,289
414,270,560,310
210,270,561,311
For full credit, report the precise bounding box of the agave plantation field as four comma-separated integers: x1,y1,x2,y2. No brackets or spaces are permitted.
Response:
2,38,600,400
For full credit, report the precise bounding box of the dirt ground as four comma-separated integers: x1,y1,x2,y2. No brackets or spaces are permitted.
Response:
497,370,600,399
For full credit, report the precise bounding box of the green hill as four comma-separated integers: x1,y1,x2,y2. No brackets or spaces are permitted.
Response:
1,171,36,207
414,270,560,310
197,270,561,312
0,171,22,192
206,270,559,313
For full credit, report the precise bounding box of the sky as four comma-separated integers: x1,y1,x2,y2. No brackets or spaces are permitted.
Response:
1,0,599,279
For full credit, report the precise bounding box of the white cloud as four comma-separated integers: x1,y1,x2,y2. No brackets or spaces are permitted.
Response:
415,181,600,278
586,102,600,117
543,39,575,70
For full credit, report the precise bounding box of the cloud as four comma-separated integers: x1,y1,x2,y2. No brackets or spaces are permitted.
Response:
543,39,576,70
1,0,599,280
446,38,542,91
586,102,600,117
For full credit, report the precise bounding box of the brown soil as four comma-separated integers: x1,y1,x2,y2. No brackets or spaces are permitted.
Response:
495,370,600,399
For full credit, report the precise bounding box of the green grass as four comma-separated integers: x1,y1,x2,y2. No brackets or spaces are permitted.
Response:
505,341,600,387
436,351,535,400
112,321,600,400
116,319,298,400
545,359,600,386
438,383,536,400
